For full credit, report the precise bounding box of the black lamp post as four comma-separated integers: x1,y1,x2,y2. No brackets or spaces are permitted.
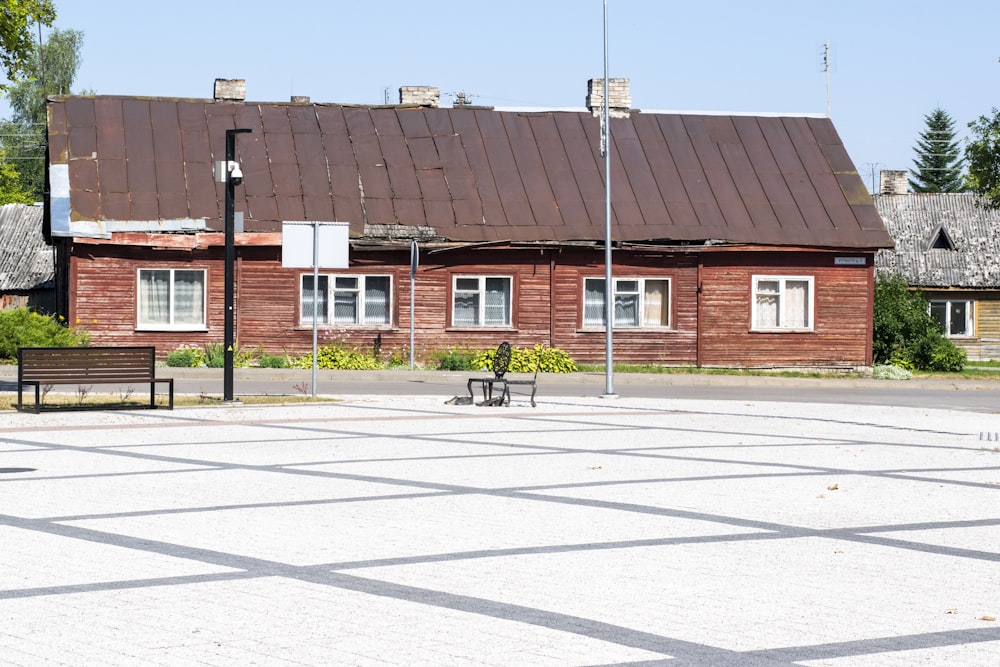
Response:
224,128,251,402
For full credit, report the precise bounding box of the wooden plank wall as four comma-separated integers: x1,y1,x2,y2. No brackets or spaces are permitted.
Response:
69,243,874,367
698,251,872,367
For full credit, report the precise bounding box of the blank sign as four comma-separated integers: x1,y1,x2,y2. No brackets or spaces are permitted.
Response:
281,221,350,268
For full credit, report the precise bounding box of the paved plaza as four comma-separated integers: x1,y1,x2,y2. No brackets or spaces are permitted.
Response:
1,393,999,665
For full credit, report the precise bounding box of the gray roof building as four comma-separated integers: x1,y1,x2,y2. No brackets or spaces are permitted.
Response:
874,172,1000,288
0,203,53,293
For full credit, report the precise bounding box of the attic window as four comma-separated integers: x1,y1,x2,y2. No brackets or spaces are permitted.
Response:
929,226,955,251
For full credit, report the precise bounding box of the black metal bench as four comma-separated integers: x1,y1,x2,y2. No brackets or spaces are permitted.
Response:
17,346,174,412
466,342,538,407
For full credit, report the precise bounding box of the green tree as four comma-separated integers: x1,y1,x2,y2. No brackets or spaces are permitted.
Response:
966,107,1000,208
0,0,55,89
909,107,965,192
1,28,85,201
0,147,32,204
872,273,965,371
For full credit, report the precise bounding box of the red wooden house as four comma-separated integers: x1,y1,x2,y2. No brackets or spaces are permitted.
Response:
44,79,892,367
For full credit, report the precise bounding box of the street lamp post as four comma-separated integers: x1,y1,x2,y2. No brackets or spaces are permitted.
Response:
223,128,251,402
602,0,616,398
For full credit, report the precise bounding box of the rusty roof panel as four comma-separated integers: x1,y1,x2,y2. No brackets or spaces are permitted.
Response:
393,198,425,224
157,161,186,198
48,96,891,248
158,192,189,220
264,129,296,164
69,159,97,194
64,97,96,127
270,162,301,198
632,117,696,228
101,192,129,220
99,159,128,193
287,105,319,134
68,126,97,159
363,197,394,225
94,100,125,160
247,196,277,224
415,168,450,201
130,191,158,220
302,195,335,221
275,195,304,222
407,136,440,169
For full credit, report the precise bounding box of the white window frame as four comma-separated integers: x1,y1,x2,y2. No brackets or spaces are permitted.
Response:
451,275,513,327
929,299,974,338
136,268,207,331
583,277,672,328
751,275,814,331
299,273,392,326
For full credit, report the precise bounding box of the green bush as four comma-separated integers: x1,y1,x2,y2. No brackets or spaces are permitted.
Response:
872,273,965,371
257,354,287,368
165,347,204,367
0,308,89,360
436,348,477,371
290,344,385,370
469,344,577,373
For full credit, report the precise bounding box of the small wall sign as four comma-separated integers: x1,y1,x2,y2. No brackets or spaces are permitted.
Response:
834,257,866,266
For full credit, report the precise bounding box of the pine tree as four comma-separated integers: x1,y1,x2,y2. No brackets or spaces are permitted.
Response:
910,108,966,192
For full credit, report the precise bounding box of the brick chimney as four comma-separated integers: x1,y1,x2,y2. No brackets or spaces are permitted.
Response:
214,78,246,102
587,78,631,117
399,86,440,108
879,170,909,195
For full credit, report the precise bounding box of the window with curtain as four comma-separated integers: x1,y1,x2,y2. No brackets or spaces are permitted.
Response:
451,276,512,327
929,300,973,337
752,276,813,330
137,269,206,329
583,277,670,328
299,274,392,326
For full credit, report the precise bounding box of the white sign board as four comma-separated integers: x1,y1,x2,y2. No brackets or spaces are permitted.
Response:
281,221,350,268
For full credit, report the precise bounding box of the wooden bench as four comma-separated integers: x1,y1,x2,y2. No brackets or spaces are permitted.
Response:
17,346,174,412
466,342,538,407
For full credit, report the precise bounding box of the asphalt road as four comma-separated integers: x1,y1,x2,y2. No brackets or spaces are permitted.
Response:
161,368,1000,414
3,366,1000,413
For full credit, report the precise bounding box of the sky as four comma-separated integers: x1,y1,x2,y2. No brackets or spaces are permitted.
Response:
5,0,1000,193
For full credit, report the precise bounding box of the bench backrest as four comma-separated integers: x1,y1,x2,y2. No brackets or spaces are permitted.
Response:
491,341,512,379
18,346,157,383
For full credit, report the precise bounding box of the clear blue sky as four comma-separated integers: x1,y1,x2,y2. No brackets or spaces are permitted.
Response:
6,0,1000,192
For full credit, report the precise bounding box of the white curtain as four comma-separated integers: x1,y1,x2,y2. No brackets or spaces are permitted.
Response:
755,280,779,328
643,280,667,326
484,277,510,326
584,279,606,326
784,280,808,328
173,270,204,325
139,270,170,325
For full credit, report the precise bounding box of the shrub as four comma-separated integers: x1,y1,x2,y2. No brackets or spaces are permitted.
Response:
0,308,89,360
469,344,577,373
290,344,385,370
201,342,224,368
872,273,965,371
436,348,477,371
257,354,287,368
166,347,204,367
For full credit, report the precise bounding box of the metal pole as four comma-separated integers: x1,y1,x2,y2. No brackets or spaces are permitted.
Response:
410,239,417,369
311,221,319,398
602,0,616,397
223,128,251,403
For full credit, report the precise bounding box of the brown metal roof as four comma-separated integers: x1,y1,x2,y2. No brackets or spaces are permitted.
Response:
47,96,892,248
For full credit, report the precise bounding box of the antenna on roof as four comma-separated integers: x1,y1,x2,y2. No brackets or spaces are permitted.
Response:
448,91,477,107
822,41,831,117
